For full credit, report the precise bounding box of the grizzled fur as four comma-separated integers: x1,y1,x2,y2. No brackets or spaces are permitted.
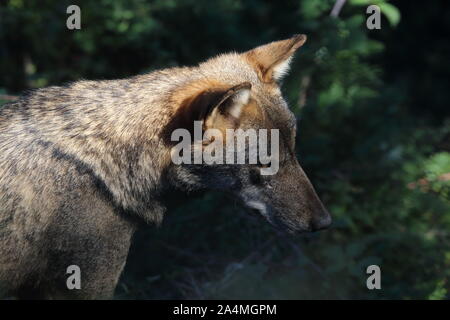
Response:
0,35,331,299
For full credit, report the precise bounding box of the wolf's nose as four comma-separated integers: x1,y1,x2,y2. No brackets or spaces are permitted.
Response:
311,211,332,231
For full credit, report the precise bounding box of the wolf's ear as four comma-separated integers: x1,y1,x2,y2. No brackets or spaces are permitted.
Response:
161,82,252,145
204,82,252,129
244,34,306,83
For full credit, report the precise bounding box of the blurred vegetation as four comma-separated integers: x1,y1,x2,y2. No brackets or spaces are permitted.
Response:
1,0,449,299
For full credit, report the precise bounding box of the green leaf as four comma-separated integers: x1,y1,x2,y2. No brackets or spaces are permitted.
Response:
349,0,383,6
379,3,401,27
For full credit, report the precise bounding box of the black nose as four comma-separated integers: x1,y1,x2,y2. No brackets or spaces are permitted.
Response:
311,211,332,231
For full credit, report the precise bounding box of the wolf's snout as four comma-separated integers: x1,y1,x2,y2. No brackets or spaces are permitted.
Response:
310,209,332,232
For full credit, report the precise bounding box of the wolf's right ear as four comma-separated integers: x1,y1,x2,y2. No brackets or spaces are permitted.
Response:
244,34,307,83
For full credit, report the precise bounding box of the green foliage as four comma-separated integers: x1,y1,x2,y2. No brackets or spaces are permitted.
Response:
1,0,449,299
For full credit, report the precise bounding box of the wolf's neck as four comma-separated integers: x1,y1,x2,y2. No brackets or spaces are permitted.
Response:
25,71,202,224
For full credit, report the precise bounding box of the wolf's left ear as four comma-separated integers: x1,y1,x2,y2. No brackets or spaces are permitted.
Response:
204,82,252,129
244,34,307,83
162,82,252,145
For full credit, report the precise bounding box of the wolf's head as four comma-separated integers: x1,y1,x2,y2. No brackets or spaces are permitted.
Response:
163,35,331,234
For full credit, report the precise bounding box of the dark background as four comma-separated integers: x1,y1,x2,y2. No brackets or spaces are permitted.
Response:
1,0,449,299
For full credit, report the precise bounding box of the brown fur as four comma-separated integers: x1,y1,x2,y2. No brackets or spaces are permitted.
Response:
0,35,330,299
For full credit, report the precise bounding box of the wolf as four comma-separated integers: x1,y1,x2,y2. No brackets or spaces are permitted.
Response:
0,35,331,299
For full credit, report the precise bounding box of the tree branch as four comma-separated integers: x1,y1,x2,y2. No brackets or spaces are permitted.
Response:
330,0,347,17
